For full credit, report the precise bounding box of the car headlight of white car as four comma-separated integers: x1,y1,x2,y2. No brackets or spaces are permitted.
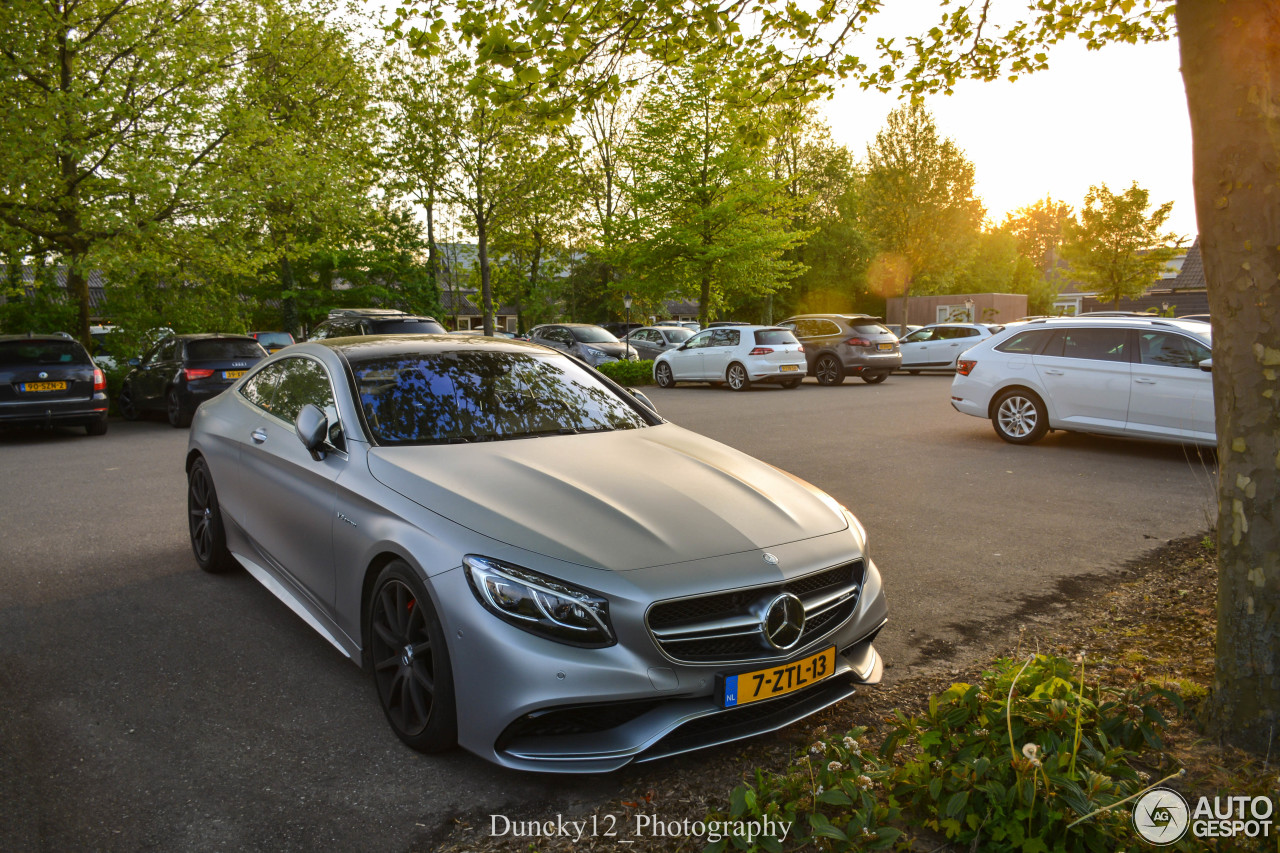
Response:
464,555,615,647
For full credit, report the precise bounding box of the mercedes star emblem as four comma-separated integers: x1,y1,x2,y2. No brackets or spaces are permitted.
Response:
761,593,805,650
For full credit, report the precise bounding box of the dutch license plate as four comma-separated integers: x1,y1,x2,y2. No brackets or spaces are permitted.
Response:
223,370,246,379
877,343,893,352
779,364,799,372
22,381,67,392
720,646,836,708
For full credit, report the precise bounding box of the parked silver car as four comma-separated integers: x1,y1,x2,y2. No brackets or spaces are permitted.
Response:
186,336,888,772
528,323,640,367
621,325,693,360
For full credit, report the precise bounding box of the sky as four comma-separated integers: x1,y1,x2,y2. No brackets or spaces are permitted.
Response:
818,14,1198,238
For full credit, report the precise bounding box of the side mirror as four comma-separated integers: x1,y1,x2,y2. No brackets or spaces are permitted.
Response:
1199,358,1213,373
627,387,657,412
295,403,329,460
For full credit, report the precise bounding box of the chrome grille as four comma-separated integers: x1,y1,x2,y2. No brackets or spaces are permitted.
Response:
646,560,864,664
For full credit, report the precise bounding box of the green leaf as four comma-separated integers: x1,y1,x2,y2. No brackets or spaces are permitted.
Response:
808,813,848,841
943,789,969,819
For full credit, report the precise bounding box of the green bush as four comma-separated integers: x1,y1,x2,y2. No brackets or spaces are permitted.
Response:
706,654,1190,852
598,358,655,386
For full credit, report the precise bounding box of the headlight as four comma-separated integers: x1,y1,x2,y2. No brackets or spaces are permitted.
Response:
464,555,615,647
582,346,605,360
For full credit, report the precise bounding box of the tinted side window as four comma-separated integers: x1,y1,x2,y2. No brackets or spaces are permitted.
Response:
240,363,285,412
1043,328,1129,362
813,320,842,336
995,329,1054,354
0,340,91,365
684,331,713,349
1139,332,1212,369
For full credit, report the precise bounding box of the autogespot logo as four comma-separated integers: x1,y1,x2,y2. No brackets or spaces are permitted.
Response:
1133,788,1190,845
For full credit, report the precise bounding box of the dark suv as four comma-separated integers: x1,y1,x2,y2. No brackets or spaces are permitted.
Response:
0,335,109,435
308,308,446,340
777,314,901,385
118,334,268,427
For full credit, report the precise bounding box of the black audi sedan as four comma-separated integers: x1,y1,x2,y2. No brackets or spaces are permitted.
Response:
0,335,110,435
118,334,268,427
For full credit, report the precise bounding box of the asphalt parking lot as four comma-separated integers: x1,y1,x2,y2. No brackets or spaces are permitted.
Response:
0,375,1218,851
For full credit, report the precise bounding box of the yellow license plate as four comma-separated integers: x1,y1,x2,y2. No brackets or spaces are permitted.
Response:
779,364,799,372
223,370,246,379
877,343,893,351
720,646,836,707
22,381,67,392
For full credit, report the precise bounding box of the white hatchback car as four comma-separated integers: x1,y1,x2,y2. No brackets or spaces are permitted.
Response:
950,317,1215,446
898,323,1004,373
654,325,806,390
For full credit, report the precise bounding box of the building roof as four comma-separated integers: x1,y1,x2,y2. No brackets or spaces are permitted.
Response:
0,265,109,310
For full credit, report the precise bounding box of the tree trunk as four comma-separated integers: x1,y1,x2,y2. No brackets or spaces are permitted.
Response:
1179,0,1280,756
67,265,91,347
477,210,494,337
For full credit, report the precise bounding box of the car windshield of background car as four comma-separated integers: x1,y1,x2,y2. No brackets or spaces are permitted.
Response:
188,340,266,360
662,328,693,343
0,340,91,365
850,322,891,335
255,332,293,347
754,329,799,345
374,319,447,334
569,326,620,344
352,351,650,445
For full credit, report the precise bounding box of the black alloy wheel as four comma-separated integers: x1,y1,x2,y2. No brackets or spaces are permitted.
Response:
815,355,845,386
118,383,139,421
187,457,235,573
369,561,457,752
167,389,192,428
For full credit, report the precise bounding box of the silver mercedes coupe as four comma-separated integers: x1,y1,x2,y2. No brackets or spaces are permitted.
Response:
185,335,888,772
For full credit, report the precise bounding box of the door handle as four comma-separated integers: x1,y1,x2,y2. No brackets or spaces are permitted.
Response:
251,428,268,443
1043,369,1065,376
1135,378,1157,385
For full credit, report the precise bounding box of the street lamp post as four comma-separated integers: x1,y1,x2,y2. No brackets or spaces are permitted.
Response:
623,293,633,358
965,298,975,323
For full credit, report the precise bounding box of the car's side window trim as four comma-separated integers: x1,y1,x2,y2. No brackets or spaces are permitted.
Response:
243,355,348,457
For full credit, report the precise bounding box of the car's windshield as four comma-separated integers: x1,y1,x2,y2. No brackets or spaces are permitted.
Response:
255,332,293,347
850,322,891,335
0,340,90,365
375,318,447,334
569,326,620,344
754,329,799,345
351,350,650,445
663,329,693,343
187,339,265,360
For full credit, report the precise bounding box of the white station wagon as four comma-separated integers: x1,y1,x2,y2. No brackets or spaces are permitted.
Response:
949,317,1215,446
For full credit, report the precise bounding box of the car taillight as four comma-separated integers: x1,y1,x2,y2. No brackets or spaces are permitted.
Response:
93,368,106,391
956,359,976,376
183,368,215,380
749,347,774,355
846,337,871,347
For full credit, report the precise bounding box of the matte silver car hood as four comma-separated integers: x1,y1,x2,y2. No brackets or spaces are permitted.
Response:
367,423,847,572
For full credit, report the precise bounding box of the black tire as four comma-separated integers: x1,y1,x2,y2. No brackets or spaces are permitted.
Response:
369,561,457,753
907,370,921,376
85,415,109,436
655,362,676,388
167,389,192,428
815,355,844,386
187,456,236,573
862,372,888,385
726,362,751,391
781,377,802,389
991,388,1049,445
118,383,139,421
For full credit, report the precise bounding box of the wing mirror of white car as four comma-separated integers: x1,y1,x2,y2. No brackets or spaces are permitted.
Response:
1199,358,1213,373
295,403,329,460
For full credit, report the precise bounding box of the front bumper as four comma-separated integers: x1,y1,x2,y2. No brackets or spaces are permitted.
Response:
435,554,889,773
